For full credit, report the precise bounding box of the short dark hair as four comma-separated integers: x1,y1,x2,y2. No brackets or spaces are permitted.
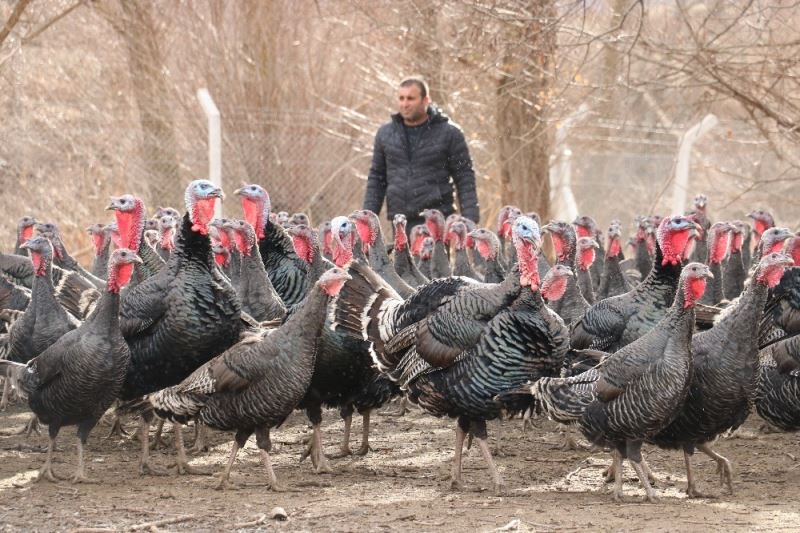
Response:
399,77,429,99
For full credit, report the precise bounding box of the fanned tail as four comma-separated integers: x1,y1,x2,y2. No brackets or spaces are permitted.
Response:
331,261,404,372
529,369,601,425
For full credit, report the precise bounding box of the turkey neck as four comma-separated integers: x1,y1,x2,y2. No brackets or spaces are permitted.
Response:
701,277,768,358
483,257,505,284
699,261,724,305
577,268,595,304
92,238,111,280
306,242,333,286
599,254,627,297
452,246,474,277
742,232,752,271
635,240,652,278
432,239,450,278
31,256,60,313
85,285,122,336
169,213,215,273
723,250,745,300
366,227,392,272
637,241,682,304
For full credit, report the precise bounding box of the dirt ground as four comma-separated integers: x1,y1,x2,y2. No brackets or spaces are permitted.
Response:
0,402,798,532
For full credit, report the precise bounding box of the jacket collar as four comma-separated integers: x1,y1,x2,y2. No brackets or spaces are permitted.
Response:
391,105,449,126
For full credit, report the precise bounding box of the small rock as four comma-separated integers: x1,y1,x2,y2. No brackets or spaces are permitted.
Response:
270,506,288,521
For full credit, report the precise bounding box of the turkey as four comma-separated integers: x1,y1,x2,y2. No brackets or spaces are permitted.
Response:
286,224,331,287
468,228,505,283
570,215,697,352
541,221,589,326
318,220,333,262
87,223,112,281
496,205,522,269
350,209,415,297
35,222,106,290
417,236,435,279
126,268,350,490
118,180,243,475
687,193,711,264
759,236,800,348
525,262,712,502
235,184,309,307
13,216,37,256
648,252,793,497
748,208,775,247
0,251,34,287
699,221,733,305
574,215,605,292
332,216,541,389
271,216,394,468
391,214,428,288
0,249,140,483
155,213,177,262
224,219,286,322
4,237,78,365
756,334,800,431
422,209,451,278
448,220,481,281
632,216,654,279
209,218,237,284
751,226,792,266
105,195,166,287
575,236,599,304
333,223,570,494
723,220,748,300
597,223,633,299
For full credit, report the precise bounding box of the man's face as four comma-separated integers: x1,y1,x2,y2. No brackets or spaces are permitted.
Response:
397,85,430,124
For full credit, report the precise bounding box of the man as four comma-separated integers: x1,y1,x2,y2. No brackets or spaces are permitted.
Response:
363,77,480,234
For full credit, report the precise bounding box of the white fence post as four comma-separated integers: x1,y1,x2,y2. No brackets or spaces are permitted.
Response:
197,88,222,218
672,114,717,214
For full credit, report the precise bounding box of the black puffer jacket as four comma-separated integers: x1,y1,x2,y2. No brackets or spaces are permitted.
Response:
363,106,480,224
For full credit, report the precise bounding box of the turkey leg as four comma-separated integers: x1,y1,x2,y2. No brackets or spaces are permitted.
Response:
190,422,208,454
354,410,372,456
214,441,240,490
255,427,285,491
71,429,98,484
329,414,353,458
449,422,467,491
137,418,167,476
36,433,65,483
170,423,209,475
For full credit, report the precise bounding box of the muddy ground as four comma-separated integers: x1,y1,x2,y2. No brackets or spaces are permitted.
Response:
0,402,798,532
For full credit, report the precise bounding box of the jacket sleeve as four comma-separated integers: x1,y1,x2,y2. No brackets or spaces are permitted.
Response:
447,127,480,224
363,131,387,216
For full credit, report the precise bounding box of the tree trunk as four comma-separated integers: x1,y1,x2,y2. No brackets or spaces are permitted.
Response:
495,1,556,221
116,0,181,202
407,2,447,108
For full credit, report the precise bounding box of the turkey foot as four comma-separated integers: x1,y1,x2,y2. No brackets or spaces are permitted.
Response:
0,376,12,411
379,397,409,417
301,424,333,473
260,450,286,492
698,443,734,494
169,423,210,475
104,415,129,440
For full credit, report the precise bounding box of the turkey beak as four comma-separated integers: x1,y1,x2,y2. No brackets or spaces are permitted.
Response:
208,187,224,200
131,254,144,265
19,241,30,250
541,222,556,234
704,268,714,280
233,187,245,197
